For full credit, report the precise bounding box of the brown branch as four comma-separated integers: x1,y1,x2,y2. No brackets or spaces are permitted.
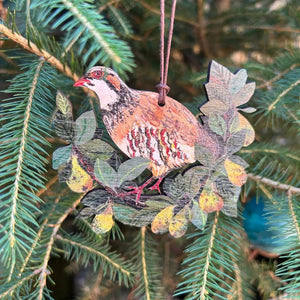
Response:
134,0,199,27
98,0,120,13
0,23,79,81
247,173,300,194
197,0,210,58
240,25,300,34
36,175,58,197
0,52,18,67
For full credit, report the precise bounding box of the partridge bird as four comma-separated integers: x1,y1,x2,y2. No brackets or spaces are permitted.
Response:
74,67,217,196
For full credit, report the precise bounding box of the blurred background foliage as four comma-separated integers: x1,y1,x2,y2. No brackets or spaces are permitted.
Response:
0,0,299,299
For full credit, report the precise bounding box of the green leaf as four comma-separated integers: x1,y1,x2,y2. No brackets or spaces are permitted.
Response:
207,60,231,88
194,144,214,167
227,129,247,154
208,114,227,136
214,176,240,217
238,107,257,113
205,82,231,104
182,167,203,199
199,99,228,116
53,91,74,142
229,68,247,94
81,189,111,209
56,90,72,116
228,155,249,169
74,111,96,145
116,157,150,187
113,204,157,227
52,144,72,170
145,195,174,209
53,110,74,142
233,82,256,107
94,158,117,189
229,113,240,134
190,201,208,230
79,189,111,219
77,139,114,162
163,175,186,201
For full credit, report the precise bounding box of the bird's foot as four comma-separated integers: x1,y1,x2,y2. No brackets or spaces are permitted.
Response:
125,178,154,203
124,177,163,203
148,177,163,193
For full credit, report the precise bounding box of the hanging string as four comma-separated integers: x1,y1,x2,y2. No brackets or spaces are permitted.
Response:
156,0,177,106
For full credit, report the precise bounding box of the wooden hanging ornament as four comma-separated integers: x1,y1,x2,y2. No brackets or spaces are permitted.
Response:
52,60,256,238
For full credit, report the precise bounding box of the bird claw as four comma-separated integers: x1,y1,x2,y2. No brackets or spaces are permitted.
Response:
148,178,163,193
123,177,163,203
149,176,164,193
125,186,144,203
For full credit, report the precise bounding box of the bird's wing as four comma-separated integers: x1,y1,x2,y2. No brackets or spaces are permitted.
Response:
110,91,219,176
136,91,200,144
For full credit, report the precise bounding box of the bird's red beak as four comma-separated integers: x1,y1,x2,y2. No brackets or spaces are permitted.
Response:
73,77,91,87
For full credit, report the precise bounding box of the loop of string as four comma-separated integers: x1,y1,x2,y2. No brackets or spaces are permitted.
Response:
156,0,177,106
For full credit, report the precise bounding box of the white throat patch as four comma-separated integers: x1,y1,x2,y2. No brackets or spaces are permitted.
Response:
91,80,118,110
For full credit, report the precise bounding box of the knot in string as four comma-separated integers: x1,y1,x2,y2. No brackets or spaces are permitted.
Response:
157,0,177,106
156,83,170,106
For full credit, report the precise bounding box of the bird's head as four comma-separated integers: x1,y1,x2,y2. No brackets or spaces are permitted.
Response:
74,66,131,110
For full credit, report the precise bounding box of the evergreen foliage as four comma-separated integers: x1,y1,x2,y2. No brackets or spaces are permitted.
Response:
0,0,299,299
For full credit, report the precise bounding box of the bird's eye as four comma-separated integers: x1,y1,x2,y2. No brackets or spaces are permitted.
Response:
92,71,104,79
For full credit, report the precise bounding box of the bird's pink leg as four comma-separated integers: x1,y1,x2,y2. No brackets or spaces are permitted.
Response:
126,177,154,202
148,176,164,193
126,177,163,202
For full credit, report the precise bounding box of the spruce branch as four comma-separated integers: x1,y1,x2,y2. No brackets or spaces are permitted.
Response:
18,189,65,277
61,0,122,64
0,269,39,299
271,192,300,297
287,191,300,243
37,194,84,300
7,59,44,281
0,23,78,81
199,211,219,300
141,226,151,300
18,217,48,277
176,213,240,299
55,234,131,278
241,148,300,162
233,261,243,299
129,227,164,299
35,0,135,75
257,63,300,89
0,61,57,279
247,173,300,194
98,0,120,13
267,79,300,112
